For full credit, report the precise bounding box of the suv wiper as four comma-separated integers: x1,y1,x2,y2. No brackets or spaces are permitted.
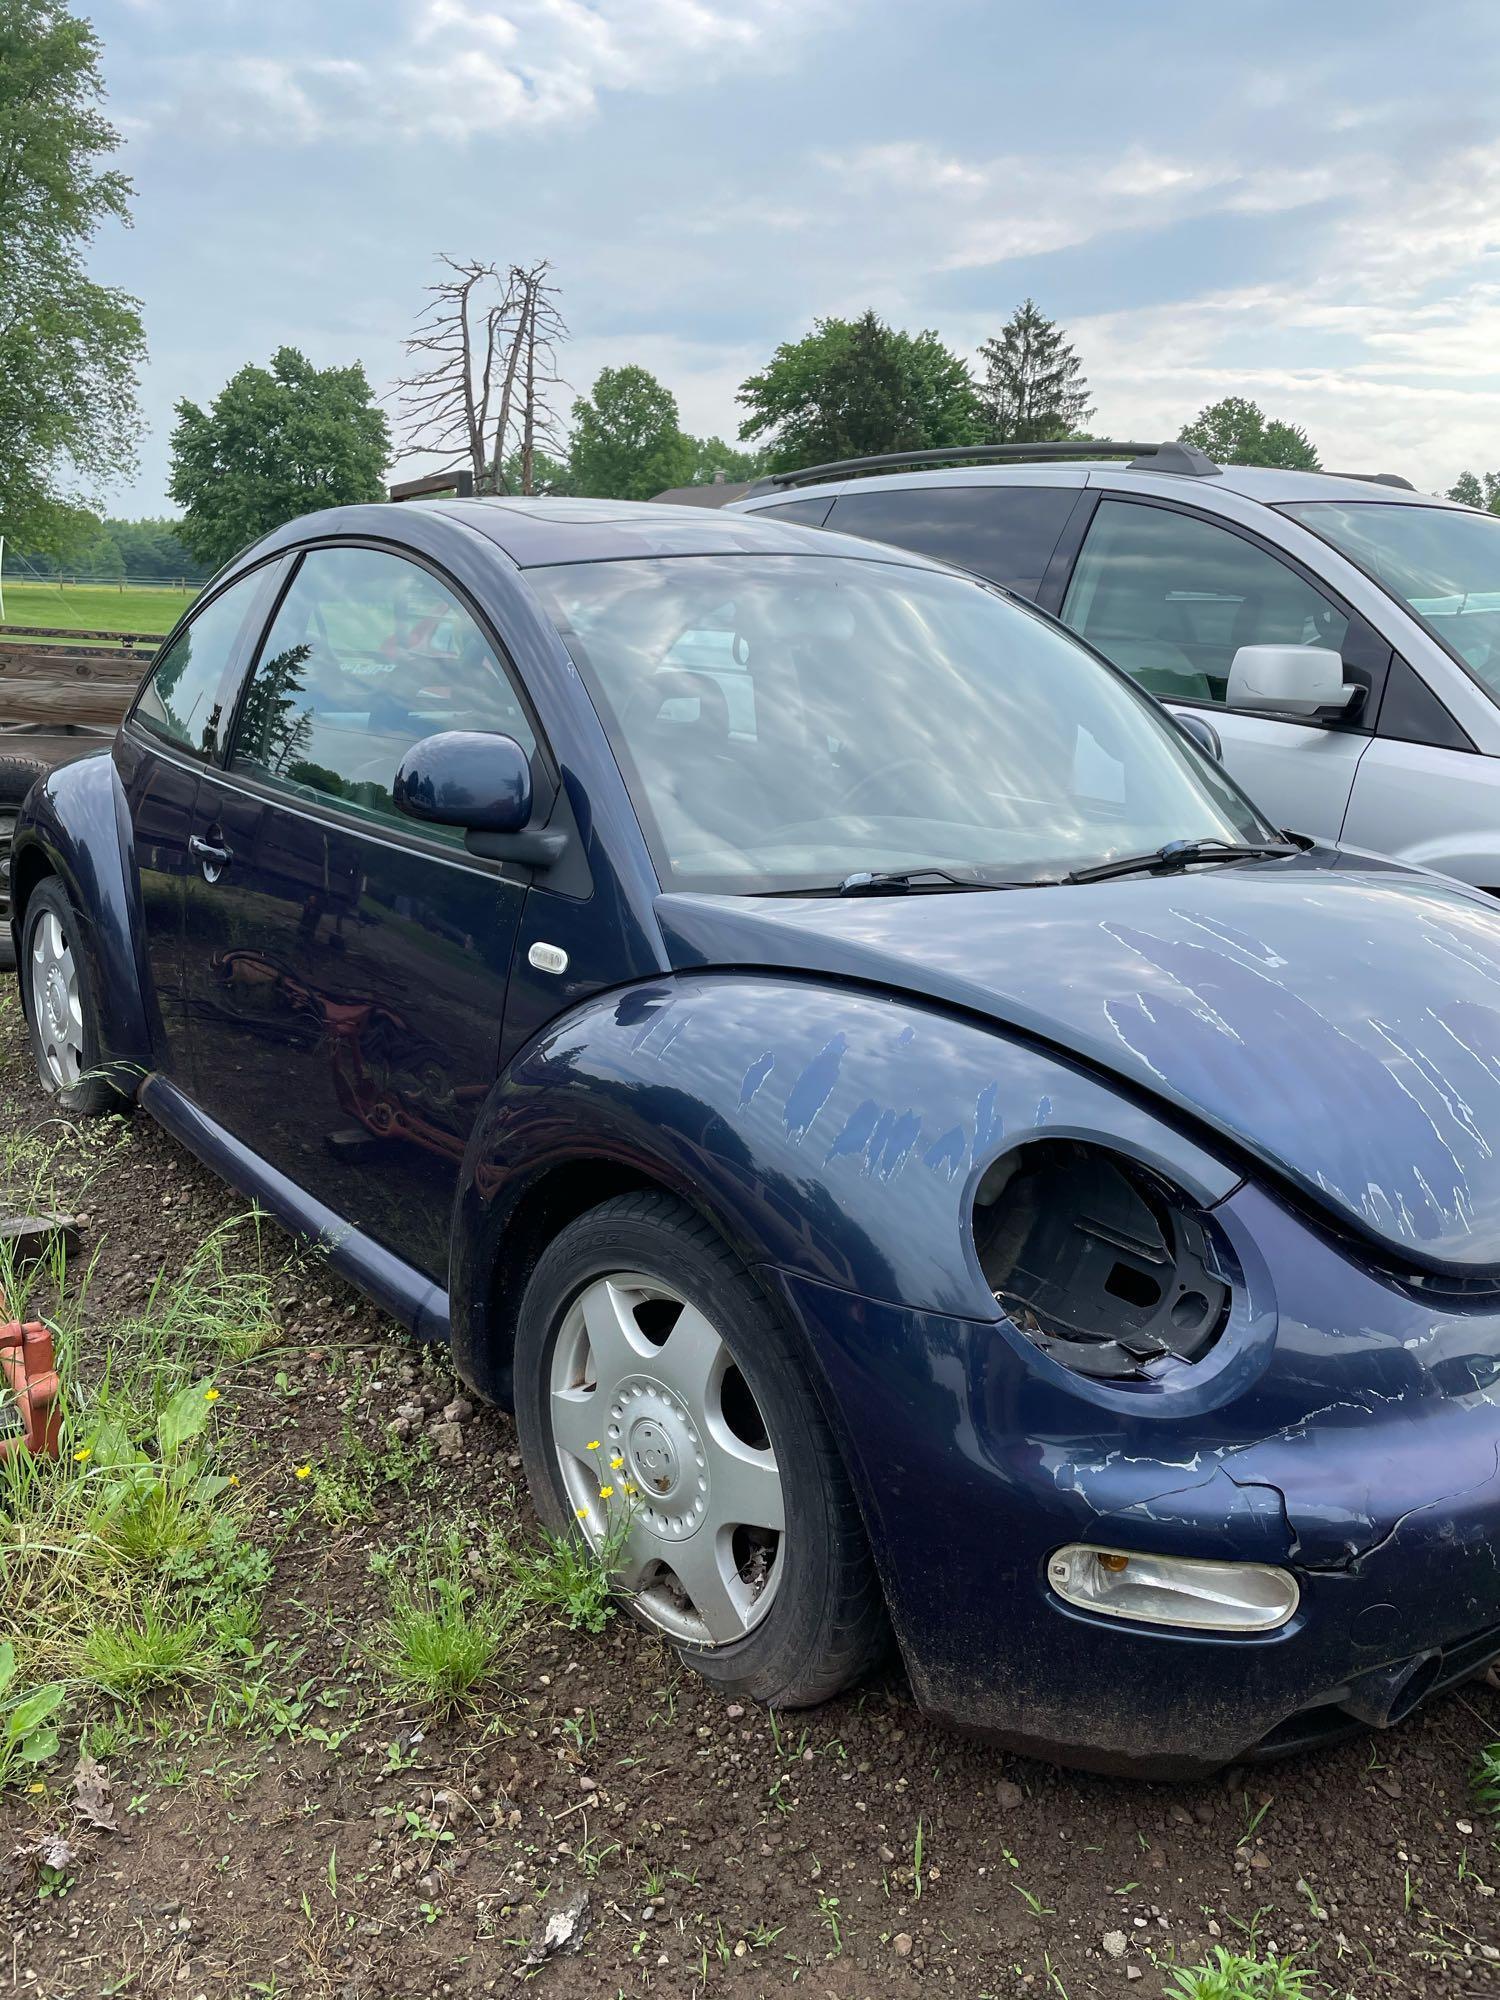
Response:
1065,837,1299,886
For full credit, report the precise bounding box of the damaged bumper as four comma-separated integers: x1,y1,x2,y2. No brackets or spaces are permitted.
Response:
773,1180,1500,1778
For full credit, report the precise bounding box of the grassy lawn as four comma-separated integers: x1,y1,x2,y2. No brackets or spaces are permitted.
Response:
0,579,197,639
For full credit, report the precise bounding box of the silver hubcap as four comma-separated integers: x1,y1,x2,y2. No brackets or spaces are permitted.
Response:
29,911,83,1089
550,1273,786,1646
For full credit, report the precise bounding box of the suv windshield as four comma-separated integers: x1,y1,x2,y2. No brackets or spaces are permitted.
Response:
1284,501,1500,696
529,554,1272,896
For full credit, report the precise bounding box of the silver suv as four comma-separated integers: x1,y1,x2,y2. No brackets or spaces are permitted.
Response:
730,442,1500,889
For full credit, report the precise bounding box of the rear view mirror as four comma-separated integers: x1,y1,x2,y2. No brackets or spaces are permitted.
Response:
394,730,532,832
1226,646,1359,720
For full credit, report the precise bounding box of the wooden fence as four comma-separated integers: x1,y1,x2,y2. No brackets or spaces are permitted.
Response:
0,625,157,727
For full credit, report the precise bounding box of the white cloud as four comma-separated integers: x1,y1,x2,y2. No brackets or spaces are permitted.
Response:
138,0,848,142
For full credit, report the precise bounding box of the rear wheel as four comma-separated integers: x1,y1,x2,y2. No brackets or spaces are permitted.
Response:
22,878,126,1116
514,1192,887,1707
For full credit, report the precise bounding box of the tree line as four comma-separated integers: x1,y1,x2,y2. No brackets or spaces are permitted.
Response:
7,0,1495,584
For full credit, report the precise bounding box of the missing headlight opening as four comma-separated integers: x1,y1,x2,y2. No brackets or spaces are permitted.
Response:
973,1140,1232,1380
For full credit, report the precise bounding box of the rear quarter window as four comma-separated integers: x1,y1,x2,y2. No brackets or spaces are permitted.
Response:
825,484,1079,596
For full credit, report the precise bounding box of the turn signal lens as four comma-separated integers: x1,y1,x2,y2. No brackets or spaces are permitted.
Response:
1048,1544,1298,1633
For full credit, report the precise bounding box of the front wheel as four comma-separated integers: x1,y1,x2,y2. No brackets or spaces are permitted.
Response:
22,877,127,1116
513,1192,888,1707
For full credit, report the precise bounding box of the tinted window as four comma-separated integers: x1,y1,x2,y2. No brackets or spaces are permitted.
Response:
827,485,1078,595
134,573,262,755
529,553,1271,896
228,547,535,839
1064,500,1349,705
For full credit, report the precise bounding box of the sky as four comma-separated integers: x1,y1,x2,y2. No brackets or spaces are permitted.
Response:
82,0,1500,512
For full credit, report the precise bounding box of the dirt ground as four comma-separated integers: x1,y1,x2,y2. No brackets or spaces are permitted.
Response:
1,995,1497,1999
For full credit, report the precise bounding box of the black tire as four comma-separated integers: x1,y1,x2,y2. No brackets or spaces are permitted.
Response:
20,877,128,1116
0,736,110,972
514,1191,889,1707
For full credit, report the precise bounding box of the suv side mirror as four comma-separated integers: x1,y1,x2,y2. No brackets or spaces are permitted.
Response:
1226,645,1360,720
394,730,532,832
1174,712,1222,760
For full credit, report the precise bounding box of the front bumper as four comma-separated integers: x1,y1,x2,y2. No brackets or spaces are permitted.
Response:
772,1182,1500,1778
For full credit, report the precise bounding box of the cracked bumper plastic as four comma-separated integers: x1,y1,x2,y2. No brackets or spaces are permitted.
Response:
771,1181,1500,1778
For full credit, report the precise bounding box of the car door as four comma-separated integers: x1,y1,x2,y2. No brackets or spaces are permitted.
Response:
115,561,286,1078
179,542,540,1282
1060,497,1388,840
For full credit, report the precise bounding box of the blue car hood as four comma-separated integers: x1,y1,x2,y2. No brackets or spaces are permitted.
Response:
657,853,1500,1277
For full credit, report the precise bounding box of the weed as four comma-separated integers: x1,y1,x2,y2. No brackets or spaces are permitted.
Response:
496,1519,625,1634
1473,1740,1500,1814
0,1642,65,1790
1163,1948,1318,1999
817,1890,843,1954
374,1535,514,1714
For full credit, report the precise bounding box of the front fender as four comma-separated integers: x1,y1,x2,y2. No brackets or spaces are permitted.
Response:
12,747,152,1074
451,973,1239,1390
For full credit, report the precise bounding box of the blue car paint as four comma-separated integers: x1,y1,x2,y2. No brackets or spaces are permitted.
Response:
12,496,1500,1775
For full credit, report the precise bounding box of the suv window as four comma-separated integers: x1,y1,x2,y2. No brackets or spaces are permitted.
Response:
825,485,1078,595
1064,499,1350,705
133,571,265,756
227,546,535,839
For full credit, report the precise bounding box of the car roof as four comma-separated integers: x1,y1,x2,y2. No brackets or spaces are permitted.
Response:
734,462,1459,512
396,494,960,570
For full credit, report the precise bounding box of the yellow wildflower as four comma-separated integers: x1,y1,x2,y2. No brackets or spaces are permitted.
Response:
26,1782,44,1795
598,1485,614,1500
203,1387,220,1402
575,1506,590,1521
623,1482,638,1498
585,1439,601,1452
609,1455,624,1470
228,1474,240,1488
294,1464,312,1480
73,1446,91,1463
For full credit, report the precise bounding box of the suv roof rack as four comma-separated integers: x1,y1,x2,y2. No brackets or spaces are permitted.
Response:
755,439,1220,491
1323,471,1417,492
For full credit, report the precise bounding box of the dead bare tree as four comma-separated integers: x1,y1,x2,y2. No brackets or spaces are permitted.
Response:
392,256,569,495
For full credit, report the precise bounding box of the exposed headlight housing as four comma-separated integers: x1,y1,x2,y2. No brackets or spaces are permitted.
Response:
1048,1544,1298,1633
973,1139,1232,1380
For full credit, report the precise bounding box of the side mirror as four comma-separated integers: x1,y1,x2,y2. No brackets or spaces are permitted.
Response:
394,730,532,832
1226,645,1359,720
1174,712,1222,760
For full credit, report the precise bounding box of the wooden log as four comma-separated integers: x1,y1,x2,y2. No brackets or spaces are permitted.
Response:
0,646,148,681
0,623,160,646
0,680,135,725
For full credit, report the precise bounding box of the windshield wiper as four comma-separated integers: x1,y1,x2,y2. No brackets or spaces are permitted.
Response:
1064,837,1299,886
836,867,995,896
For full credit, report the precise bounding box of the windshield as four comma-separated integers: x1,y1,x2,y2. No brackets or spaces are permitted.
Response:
529,554,1273,895
1283,501,1500,697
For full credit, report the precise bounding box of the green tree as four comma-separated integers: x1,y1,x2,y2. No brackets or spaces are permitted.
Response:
169,347,390,569
736,311,983,474
1179,397,1320,471
569,366,695,500
977,300,1092,444
1447,471,1500,512
684,436,767,486
0,0,145,552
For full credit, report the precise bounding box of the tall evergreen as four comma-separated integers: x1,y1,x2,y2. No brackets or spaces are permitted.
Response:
977,301,1093,445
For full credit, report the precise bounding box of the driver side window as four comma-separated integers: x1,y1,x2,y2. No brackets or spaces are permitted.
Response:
228,547,535,838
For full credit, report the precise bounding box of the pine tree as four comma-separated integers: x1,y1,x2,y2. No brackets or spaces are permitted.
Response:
977,301,1092,445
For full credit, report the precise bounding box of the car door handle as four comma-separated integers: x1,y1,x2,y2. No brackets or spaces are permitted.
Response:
188,834,232,874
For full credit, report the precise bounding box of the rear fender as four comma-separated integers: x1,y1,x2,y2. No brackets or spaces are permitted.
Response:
450,973,1238,1399
12,748,152,1075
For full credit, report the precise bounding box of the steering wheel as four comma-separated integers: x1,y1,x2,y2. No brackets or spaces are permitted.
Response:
838,755,935,816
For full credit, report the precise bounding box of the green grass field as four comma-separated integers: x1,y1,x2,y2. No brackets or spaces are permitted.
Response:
0,579,198,639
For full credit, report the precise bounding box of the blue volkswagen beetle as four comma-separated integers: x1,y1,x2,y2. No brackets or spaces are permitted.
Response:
14,498,1500,1775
